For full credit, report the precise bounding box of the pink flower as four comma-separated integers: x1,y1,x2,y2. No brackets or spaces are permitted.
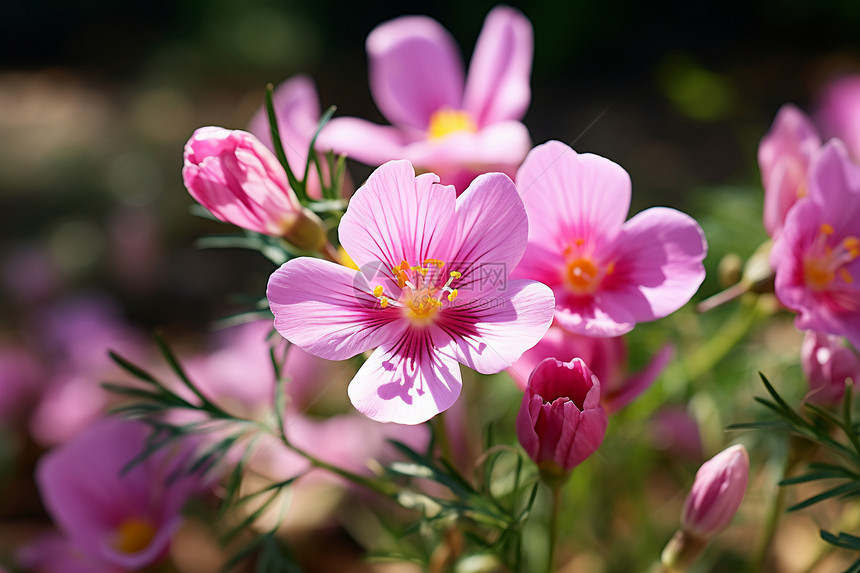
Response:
509,324,673,412
516,358,608,476
36,417,205,570
817,75,860,163
771,140,860,347
681,445,749,540
801,330,860,406
317,6,533,191
513,140,707,337
759,104,822,237
182,127,326,249
247,75,350,200
267,159,555,424
0,344,41,425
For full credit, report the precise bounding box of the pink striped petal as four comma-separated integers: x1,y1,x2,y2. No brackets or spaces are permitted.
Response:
442,279,554,374
462,6,533,126
267,257,406,360
447,172,529,295
367,16,464,130
348,336,462,424
338,160,456,271
517,141,631,250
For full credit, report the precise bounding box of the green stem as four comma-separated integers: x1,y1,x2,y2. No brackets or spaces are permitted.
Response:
547,484,562,573
285,438,399,497
753,456,790,571
679,296,769,382
433,410,456,467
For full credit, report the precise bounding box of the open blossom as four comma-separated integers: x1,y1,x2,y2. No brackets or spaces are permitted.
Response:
771,140,860,347
516,358,608,476
801,330,860,405
36,417,205,570
817,75,860,163
317,6,533,191
267,160,555,424
182,127,326,250
513,140,707,337
681,445,749,540
509,324,673,412
759,104,822,237
17,532,124,573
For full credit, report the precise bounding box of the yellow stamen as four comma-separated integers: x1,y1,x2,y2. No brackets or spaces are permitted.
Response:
566,257,601,294
423,258,445,269
379,296,389,308
840,268,854,284
844,236,860,258
449,271,461,279
373,285,384,298
447,289,458,302
821,223,835,235
114,518,156,554
427,108,477,140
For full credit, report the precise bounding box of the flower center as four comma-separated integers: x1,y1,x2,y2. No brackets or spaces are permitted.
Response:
113,518,157,554
372,259,460,327
563,240,614,295
427,108,477,140
803,223,859,291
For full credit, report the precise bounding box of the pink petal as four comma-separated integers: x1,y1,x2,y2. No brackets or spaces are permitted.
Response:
367,15,464,129
402,120,532,177
267,257,406,360
448,172,529,294
442,279,554,374
609,207,707,322
516,141,631,250
338,160,457,271
808,140,860,234
462,6,533,126
316,116,411,166
347,335,463,424
554,292,638,337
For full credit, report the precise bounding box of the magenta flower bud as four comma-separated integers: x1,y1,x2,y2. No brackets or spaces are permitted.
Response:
681,444,749,540
801,330,860,406
516,358,608,481
182,126,326,249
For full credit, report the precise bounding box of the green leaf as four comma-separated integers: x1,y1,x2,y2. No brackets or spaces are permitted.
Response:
788,480,860,512
265,84,303,199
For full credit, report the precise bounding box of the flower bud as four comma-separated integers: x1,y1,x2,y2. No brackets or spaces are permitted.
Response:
680,444,749,540
516,358,608,483
801,330,860,406
182,127,326,250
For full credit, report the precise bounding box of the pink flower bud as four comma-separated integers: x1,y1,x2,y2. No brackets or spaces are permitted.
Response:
681,444,749,540
516,358,608,479
182,127,325,249
802,330,860,406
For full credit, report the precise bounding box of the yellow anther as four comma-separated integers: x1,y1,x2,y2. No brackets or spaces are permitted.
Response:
427,108,477,139
840,269,854,284
606,261,616,275
411,265,428,276
821,223,835,235
450,271,462,279
574,238,586,246
447,289,458,302
373,285,384,297
423,258,445,268
379,296,389,308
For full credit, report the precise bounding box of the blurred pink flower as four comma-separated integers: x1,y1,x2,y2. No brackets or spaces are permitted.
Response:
317,6,533,191
758,104,822,237
681,444,749,540
817,75,860,162
268,160,554,424
182,127,326,249
513,140,707,337
509,324,673,412
26,294,147,446
801,330,860,406
516,358,608,477
36,417,205,570
0,344,41,425
650,407,703,461
17,531,125,573
771,140,860,347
